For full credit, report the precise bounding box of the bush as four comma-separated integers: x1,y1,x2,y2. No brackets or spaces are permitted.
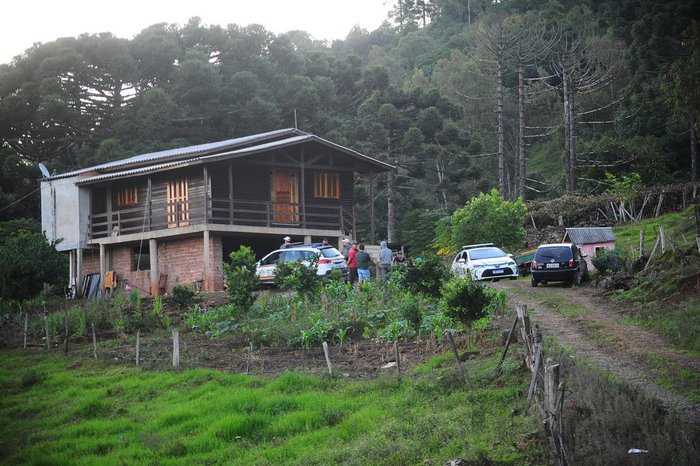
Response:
437,189,526,254
169,285,195,311
275,257,320,298
0,229,68,301
592,249,623,275
439,276,490,325
395,255,451,298
223,246,258,314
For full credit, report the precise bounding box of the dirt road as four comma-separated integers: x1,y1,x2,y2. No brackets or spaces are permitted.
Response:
492,279,700,425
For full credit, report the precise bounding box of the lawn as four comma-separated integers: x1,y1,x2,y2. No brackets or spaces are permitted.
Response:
0,349,548,465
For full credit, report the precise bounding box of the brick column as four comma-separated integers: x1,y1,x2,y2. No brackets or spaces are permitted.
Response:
203,230,211,291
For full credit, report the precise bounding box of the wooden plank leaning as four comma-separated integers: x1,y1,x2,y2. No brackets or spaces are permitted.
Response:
527,342,543,405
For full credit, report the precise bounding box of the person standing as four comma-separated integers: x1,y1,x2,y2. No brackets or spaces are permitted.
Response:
393,250,407,267
347,241,359,284
356,243,373,283
378,241,392,281
341,238,351,259
281,236,292,248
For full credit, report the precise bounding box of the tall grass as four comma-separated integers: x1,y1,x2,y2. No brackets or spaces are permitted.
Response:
0,350,547,465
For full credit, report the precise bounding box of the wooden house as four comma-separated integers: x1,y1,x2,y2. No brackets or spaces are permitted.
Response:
40,129,394,296
562,227,617,270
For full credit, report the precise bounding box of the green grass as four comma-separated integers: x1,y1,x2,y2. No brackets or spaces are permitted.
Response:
0,350,548,465
613,206,696,257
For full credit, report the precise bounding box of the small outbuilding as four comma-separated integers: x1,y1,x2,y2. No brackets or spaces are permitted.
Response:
562,227,617,271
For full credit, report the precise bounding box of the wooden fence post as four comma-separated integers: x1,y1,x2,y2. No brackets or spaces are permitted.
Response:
322,341,333,377
135,330,140,367
545,363,560,415
172,328,180,368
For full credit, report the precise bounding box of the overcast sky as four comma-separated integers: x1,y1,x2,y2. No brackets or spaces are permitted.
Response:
1,0,393,64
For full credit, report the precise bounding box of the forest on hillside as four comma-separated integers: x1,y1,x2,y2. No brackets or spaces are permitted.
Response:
0,0,698,243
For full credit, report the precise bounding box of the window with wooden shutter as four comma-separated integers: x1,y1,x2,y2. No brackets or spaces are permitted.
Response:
167,177,189,228
313,172,340,199
117,186,138,207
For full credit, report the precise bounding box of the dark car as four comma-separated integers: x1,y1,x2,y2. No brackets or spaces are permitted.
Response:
531,243,588,287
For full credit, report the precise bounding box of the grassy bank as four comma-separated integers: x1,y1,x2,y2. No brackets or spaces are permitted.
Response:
0,350,548,465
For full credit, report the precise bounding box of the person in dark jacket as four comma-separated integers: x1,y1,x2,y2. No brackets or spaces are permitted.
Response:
378,240,392,281
356,243,373,283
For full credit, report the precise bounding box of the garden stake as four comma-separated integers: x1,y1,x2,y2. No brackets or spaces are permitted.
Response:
394,340,401,378
172,328,180,368
322,341,333,377
43,305,50,350
92,323,97,359
135,330,140,366
23,313,28,349
447,330,465,379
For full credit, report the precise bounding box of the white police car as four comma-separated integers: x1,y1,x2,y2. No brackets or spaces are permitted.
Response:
255,244,347,285
451,243,519,281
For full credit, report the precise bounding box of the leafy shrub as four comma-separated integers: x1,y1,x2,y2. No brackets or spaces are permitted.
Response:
0,229,68,301
395,255,451,298
223,246,258,314
275,256,320,298
420,312,454,340
436,189,526,253
592,249,623,275
169,285,195,311
439,276,491,325
379,319,414,342
299,312,332,349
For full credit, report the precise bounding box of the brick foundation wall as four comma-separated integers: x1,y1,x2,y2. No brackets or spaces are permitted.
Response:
158,235,223,293
79,234,224,296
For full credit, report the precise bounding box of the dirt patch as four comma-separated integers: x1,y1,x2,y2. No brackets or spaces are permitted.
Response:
493,279,700,425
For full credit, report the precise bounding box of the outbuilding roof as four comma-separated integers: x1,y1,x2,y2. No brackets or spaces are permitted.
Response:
563,227,617,244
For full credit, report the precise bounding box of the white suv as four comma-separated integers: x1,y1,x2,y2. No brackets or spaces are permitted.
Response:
451,243,519,281
255,244,347,285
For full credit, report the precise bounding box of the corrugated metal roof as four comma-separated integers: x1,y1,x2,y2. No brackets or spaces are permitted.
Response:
564,227,617,244
76,133,395,185
50,128,301,180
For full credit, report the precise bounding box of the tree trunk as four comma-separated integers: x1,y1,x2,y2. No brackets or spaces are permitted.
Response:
691,110,699,182
517,59,526,200
568,85,577,192
369,175,376,244
436,154,448,208
563,68,572,193
386,135,396,243
497,48,506,198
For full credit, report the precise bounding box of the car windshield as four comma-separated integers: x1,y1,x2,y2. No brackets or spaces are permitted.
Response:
319,247,342,258
536,247,572,261
469,247,506,260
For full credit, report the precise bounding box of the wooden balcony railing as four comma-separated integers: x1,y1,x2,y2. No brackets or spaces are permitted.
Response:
89,198,353,239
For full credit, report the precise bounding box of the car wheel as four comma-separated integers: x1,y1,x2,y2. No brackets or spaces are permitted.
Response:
572,271,581,287
531,277,538,287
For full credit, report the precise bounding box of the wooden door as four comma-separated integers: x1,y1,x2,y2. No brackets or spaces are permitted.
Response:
271,170,298,223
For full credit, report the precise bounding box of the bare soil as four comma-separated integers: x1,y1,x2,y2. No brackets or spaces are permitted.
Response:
492,279,700,425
